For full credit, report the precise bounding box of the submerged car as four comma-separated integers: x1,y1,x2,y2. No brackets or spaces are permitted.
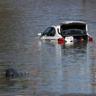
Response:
38,21,93,44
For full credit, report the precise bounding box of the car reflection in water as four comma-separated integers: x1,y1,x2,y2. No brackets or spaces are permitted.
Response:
38,40,94,95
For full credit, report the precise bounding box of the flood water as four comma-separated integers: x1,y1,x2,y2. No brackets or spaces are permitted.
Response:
0,0,96,96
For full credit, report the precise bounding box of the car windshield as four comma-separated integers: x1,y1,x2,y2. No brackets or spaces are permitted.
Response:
41,27,55,36
61,29,86,36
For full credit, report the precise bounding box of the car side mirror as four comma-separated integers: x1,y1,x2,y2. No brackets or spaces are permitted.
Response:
37,33,42,36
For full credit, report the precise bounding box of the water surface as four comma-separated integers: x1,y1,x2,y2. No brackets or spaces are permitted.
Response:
0,0,96,95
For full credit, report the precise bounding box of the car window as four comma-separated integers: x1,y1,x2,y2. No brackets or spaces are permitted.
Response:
42,27,56,36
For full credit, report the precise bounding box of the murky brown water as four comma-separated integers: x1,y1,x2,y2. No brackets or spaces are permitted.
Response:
0,0,96,96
